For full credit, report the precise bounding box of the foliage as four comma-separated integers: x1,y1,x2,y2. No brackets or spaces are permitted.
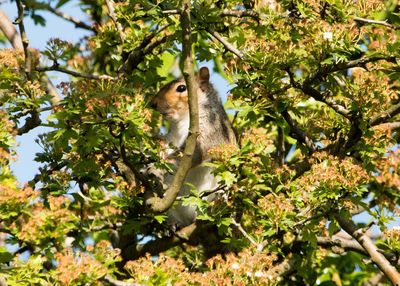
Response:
0,0,400,285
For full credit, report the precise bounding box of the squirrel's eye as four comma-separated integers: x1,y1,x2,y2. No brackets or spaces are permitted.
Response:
176,85,187,93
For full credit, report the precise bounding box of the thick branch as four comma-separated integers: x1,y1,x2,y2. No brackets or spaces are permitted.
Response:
265,255,297,282
1,6,43,134
0,10,23,49
207,29,244,59
316,235,394,261
374,122,400,131
335,215,400,285
145,0,199,213
36,65,115,80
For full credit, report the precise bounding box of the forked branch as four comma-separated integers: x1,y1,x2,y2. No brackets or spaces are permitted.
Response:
335,214,400,285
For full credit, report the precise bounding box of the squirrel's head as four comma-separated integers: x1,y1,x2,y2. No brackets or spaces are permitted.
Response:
151,67,211,122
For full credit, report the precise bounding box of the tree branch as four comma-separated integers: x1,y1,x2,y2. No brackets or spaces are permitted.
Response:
374,121,400,131
285,67,352,119
36,65,115,80
118,30,170,75
305,56,397,84
335,214,400,285
162,9,180,15
16,112,41,135
207,29,244,59
220,9,260,19
40,3,94,31
301,84,352,119
231,217,260,249
316,235,395,261
370,102,400,126
121,223,197,261
282,110,317,152
145,0,199,213
354,16,399,30
265,255,297,282
0,10,23,49
15,0,31,78
298,56,397,121
105,0,125,42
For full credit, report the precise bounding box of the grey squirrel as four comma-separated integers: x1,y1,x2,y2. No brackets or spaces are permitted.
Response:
151,66,236,227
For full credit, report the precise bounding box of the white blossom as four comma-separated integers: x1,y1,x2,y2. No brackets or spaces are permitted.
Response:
231,263,240,270
254,271,266,278
323,31,333,41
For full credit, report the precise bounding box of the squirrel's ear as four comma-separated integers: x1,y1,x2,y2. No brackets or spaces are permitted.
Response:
199,67,210,83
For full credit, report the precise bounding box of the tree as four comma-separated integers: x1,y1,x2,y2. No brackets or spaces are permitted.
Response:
0,0,400,285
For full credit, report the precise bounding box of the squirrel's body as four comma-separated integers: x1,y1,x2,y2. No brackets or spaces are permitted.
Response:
152,67,236,227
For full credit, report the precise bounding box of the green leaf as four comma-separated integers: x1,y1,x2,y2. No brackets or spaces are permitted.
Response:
0,247,13,263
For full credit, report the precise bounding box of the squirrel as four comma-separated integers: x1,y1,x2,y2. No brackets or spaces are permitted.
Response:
151,66,237,227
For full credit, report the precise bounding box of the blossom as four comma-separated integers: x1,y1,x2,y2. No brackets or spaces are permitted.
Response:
323,31,333,41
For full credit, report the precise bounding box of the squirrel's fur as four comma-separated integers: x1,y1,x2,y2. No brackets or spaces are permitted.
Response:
152,67,236,226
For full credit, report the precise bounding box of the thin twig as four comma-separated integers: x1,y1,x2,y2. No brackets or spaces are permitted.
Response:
145,0,199,213
15,104,64,119
285,67,352,119
335,214,400,285
105,0,125,42
36,65,115,80
43,3,94,31
118,30,170,75
354,16,399,30
220,9,260,19
301,83,352,119
121,223,197,261
162,9,180,15
306,56,397,84
282,110,317,152
231,217,261,249
15,0,31,78
370,102,400,126
207,29,244,59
